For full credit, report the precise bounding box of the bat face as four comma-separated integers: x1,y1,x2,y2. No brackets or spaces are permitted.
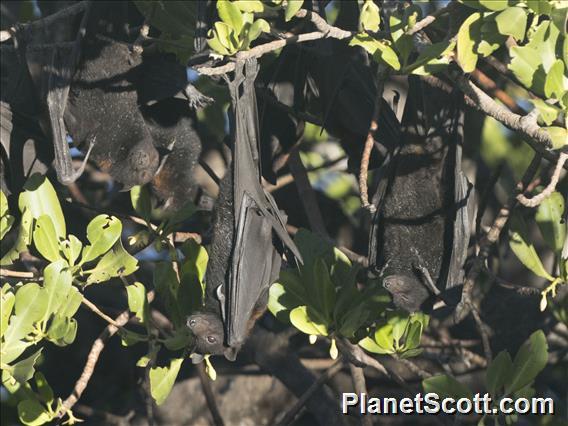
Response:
383,274,430,313
187,312,238,361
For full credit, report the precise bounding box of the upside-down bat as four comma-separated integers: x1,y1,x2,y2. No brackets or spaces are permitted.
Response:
1,2,208,211
187,59,302,361
369,76,472,313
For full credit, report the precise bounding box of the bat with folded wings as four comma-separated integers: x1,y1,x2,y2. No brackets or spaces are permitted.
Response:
187,59,302,361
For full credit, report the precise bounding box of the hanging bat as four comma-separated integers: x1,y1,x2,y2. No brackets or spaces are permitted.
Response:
187,59,302,361
369,76,472,313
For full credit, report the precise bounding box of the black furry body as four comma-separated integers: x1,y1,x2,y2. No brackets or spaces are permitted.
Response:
370,77,470,313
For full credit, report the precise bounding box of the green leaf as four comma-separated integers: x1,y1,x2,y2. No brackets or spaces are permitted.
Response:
312,258,336,322
19,174,65,238
535,191,566,253
60,234,82,266
526,0,551,15
18,399,51,426
349,33,400,70
207,23,235,55
422,375,472,399
360,0,381,32
495,7,527,40
550,2,568,34
130,185,152,222
505,330,548,394
34,372,54,404
0,213,14,241
217,0,244,33
81,215,122,264
509,213,555,281
285,0,304,22
530,99,560,126
358,336,393,354
0,190,14,240
289,305,328,336
404,320,423,350
86,238,138,285
127,282,148,324
374,322,395,353
1,285,15,338
544,126,567,150
235,0,264,13
1,207,33,266
60,286,83,318
46,315,77,346
2,283,47,351
33,216,61,262
41,260,72,323
509,21,559,95
0,190,8,217
163,329,191,351
407,40,455,75
486,350,513,396
3,348,42,384
179,241,208,316
149,358,184,405
154,261,182,325
244,18,269,47
544,59,566,100
457,12,482,72
462,0,512,11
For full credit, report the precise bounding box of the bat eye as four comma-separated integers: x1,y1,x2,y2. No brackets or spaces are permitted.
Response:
188,319,197,328
206,335,217,344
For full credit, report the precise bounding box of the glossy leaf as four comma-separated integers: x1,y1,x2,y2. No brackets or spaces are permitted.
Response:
495,7,527,40
19,174,65,238
33,216,61,262
505,330,548,394
127,282,148,324
486,350,513,396
218,0,244,33
41,260,72,323
130,185,152,222
509,213,554,281
4,348,42,384
535,191,566,252
289,305,328,336
149,358,184,405
81,215,122,264
544,59,566,100
17,399,51,426
457,12,482,72
360,0,381,32
86,238,138,285
285,0,303,22
544,126,568,150
1,285,15,338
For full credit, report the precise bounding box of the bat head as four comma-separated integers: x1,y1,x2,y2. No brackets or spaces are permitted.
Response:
382,274,431,313
186,312,238,361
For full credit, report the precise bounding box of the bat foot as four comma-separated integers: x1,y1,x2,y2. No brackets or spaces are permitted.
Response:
57,138,95,185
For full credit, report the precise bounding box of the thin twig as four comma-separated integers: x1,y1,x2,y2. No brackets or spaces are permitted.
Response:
81,297,124,328
196,363,225,426
397,358,432,380
406,1,457,36
421,75,564,167
276,359,343,426
471,307,493,361
359,66,387,213
0,268,37,279
336,338,414,395
197,9,353,76
58,291,156,418
517,152,567,207
348,364,372,426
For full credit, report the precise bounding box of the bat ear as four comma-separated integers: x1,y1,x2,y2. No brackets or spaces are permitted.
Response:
223,347,238,362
